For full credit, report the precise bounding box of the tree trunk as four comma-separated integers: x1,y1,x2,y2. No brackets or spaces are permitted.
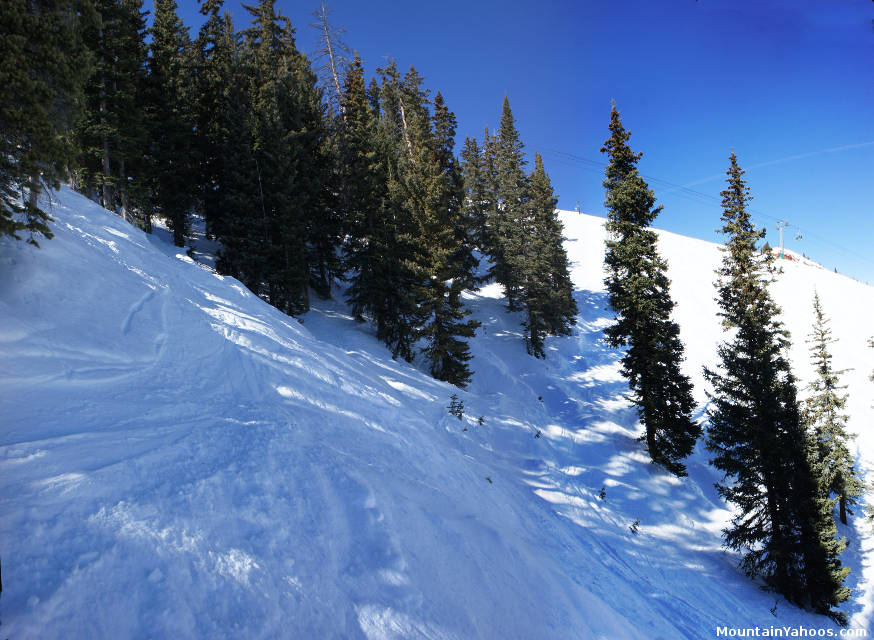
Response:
98,12,114,211
27,174,40,210
173,213,185,247
398,97,414,160
839,495,847,526
119,159,129,223
321,10,344,123
101,135,113,210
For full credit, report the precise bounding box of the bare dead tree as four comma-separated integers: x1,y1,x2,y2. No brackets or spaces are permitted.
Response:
309,1,351,121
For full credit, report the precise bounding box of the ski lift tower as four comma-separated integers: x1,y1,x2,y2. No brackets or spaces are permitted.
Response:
775,220,789,259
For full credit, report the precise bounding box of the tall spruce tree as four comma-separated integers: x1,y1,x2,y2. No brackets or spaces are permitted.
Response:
111,0,151,226
75,0,149,223
206,10,268,293
459,135,489,251
341,54,400,337
349,63,479,383
480,125,499,257
803,292,863,526
146,0,196,247
193,0,236,239
601,104,699,475
238,0,329,314
346,60,421,361
489,96,528,310
1,0,91,245
418,89,479,386
306,107,343,300
521,153,577,358
706,152,849,623
387,68,478,384
338,54,383,273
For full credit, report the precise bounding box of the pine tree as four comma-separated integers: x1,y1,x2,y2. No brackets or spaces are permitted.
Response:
601,104,699,475
341,54,397,330
366,76,380,115
382,67,478,384
418,89,479,386
193,0,236,240
75,0,149,223
706,152,849,623
803,292,863,526
521,153,577,357
208,11,265,292
479,125,499,256
346,62,480,383
459,136,488,251
146,0,196,247
1,0,91,245
533,158,575,327
431,91,478,292
489,96,528,310
306,110,343,301
240,0,329,314
346,60,421,361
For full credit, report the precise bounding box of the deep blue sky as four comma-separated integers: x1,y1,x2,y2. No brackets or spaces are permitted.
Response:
170,0,874,282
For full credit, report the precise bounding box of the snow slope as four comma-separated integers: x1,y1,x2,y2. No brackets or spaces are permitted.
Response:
2,187,873,638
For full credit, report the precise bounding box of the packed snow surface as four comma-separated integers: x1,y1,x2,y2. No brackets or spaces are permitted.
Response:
2,187,873,638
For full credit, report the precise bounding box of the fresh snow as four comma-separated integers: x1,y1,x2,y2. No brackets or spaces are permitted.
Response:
2,187,873,638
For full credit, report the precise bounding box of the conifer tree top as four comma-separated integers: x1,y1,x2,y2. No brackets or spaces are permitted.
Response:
199,0,223,17
600,104,662,228
498,96,524,163
719,152,757,235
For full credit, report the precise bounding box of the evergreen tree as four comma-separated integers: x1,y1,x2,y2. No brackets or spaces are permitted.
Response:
479,125,499,256
338,54,382,269
214,78,262,291
601,104,699,475
75,0,149,224
489,96,528,310
459,135,488,251
193,0,236,239
346,60,421,361
306,110,343,300
294,32,338,305
146,0,196,247
521,153,577,357
803,292,863,526
706,152,849,623
430,91,478,290
418,89,479,386
348,63,479,383
383,67,478,384
237,0,329,314
341,54,398,333
366,76,380,115
206,10,265,293
1,0,91,245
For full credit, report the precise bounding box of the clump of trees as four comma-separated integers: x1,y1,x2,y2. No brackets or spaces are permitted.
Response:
2,0,577,387
705,153,850,624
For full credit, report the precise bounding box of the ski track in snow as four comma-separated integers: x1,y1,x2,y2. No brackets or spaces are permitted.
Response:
1,187,873,638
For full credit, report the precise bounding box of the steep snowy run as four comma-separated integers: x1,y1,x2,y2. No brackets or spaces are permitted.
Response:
2,187,873,638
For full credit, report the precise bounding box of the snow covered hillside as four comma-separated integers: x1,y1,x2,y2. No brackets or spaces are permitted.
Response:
2,187,873,638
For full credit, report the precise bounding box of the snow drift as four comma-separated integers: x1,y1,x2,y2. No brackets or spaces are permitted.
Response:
1,187,873,638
